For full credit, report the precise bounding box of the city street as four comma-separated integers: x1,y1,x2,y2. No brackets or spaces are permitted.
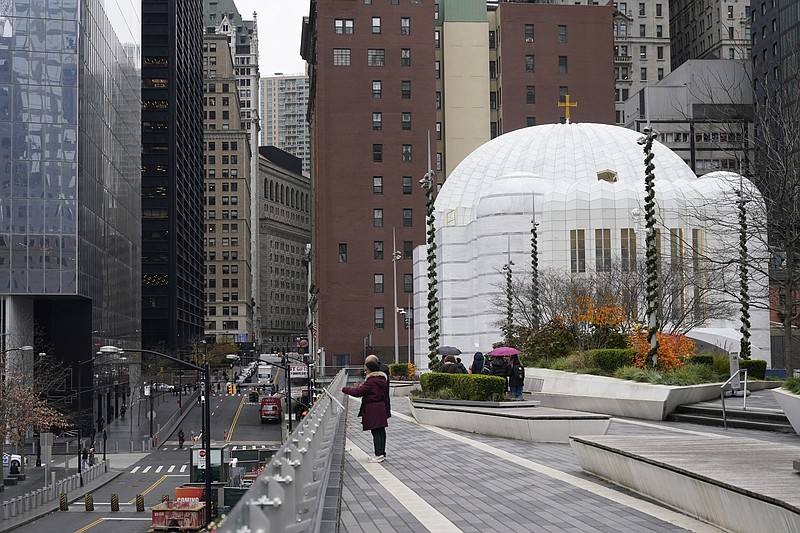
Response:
13,388,281,533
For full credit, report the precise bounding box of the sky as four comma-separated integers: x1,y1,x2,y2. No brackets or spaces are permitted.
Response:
234,0,310,77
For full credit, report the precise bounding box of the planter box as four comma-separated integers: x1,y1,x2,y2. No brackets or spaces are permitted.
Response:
772,388,800,435
389,381,420,397
526,368,723,421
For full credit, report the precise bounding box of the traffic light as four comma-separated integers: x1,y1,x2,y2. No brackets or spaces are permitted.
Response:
227,383,234,395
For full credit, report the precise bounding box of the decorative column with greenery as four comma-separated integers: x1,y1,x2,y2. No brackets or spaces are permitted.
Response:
638,126,660,367
737,185,751,359
502,261,514,345
530,195,540,331
420,132,440,370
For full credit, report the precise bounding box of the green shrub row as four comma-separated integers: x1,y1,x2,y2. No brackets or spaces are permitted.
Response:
739,359,766,380
420,372,507,401
783,377,800,395
686,354,714,366
585,349,635,374
389,363,411,378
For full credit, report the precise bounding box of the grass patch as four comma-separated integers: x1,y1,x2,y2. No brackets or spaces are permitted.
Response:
783,377,800,395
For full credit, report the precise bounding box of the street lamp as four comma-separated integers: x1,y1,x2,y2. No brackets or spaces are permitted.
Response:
98,346,213,527
392,228,402,365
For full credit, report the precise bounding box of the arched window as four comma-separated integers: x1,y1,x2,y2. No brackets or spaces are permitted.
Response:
280,184,284,204
269,180,274,201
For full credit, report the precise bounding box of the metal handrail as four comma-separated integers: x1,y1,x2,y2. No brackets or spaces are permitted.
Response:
720,368,748,429
218,369,348,532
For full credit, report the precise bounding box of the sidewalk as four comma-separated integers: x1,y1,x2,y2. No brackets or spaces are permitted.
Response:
339,395,800,533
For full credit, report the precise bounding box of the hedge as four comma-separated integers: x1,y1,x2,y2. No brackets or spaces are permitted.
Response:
389,363,411,378
739,359,766,380
420,373,507,401
686,354,714,366
584,349,635,374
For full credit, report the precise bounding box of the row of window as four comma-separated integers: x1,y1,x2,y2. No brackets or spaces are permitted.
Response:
204,82,233,94
491,86,570,109
614,45,666,60
522,24,568,43
205,320,239,330
204,155,239,165
339,240,416,263
204,141,238,151
372,143,414,163
612,2,665,17
373,272,414,293
207,291,240,302
206,306,241,316
206,182,239,192
207,263,240,274
207,278,241,289
371,79,412,98
206,196,239,206
206,223,239,233
206,250,239,261
334,16,412,35
206,169,239,179
372,111,413,130
372,307,414,330
205,210,239,219
206,237,240,247
612,22,665,38
615,66,665,81
265,180,310,212
570,228,637,273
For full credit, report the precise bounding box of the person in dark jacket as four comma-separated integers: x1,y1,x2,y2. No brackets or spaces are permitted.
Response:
365,354,391,419
508,354,526,400
343,359,389,463
471,352,484,374
456,357,469,374
483,355,511,391
441,355,459,373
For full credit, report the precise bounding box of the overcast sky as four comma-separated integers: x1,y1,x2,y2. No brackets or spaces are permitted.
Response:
234,0,309,77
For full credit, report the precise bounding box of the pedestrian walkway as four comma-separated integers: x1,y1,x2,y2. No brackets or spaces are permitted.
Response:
338,394,800,533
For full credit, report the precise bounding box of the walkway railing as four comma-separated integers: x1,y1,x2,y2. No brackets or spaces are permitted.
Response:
218,370,348,532
721,368,748,429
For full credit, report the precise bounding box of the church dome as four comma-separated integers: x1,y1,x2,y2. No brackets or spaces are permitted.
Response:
435,122,697,219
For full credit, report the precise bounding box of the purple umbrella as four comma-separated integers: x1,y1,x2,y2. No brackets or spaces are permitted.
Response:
488,346,519,357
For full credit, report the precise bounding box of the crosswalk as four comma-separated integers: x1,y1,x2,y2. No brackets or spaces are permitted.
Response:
130,463,189,474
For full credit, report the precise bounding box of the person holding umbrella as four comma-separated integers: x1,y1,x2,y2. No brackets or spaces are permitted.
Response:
508,354,526,400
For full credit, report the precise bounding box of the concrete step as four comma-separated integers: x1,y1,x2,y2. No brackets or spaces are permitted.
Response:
673,403,789,423
668,412,796,433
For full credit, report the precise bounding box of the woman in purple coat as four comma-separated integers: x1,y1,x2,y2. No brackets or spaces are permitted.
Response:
342,359,389,463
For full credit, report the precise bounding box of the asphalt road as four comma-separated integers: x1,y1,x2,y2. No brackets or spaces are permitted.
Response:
15,389,282,533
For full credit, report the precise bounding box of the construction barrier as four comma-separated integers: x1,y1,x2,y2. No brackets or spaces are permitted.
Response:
161,494,169,503
111,493,119,512
59,492,68,511
85,492,94,511
136,493,144,512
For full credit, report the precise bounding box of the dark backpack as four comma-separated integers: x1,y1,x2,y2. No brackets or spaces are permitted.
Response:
513,364,525,381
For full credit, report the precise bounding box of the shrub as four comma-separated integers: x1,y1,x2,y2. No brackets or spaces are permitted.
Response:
389,363,411,379
783,377,800,395
419,372,507,401
586,349,635,374
686,354,714,366
627,328,695,371
739,359,766,380
712,354,730,376
614,365,657,383
656,364,719,386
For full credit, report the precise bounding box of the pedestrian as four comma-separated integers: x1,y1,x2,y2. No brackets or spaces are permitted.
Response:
470,352,484,374
178,428,185,449
120,403,126,419
456,357,469,374
96,415,105,432
88,446,95,466
441,355,459,373
364,354,391,420
508,354,526,400
81,445,88,468
342,359,388,463
484,355,511,392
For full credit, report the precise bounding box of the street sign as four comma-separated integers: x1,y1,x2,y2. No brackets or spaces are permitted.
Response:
198,449,206,470
147,410,157,420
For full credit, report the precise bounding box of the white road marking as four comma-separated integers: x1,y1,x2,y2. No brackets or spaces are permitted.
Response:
167,465,175,473
180,464,187,473
392,411,725,533
155,465,163,473
346,438,463,533
129,466,140,473
142,466,152,473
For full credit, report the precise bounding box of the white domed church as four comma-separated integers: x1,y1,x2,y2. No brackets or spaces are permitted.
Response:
412,122,770,370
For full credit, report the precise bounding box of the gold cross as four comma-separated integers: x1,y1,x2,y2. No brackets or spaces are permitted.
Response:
558,94,578,123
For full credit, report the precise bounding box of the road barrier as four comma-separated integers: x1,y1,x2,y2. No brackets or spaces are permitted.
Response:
59,492,67,511
111,493,119,512
85,492,94,511
135,494,144,512
217,370,348,532
161,494,169,503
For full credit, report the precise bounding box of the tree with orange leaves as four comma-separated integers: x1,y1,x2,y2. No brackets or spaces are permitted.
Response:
627,326,696,371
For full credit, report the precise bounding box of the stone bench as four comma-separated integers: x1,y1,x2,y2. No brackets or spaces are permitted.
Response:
3,477,17,486
10,473,26,481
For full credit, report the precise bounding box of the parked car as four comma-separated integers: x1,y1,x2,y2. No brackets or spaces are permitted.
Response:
2,452,22,468
259,397,283,423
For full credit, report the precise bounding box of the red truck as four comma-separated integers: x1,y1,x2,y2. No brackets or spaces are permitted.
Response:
259,396,282,423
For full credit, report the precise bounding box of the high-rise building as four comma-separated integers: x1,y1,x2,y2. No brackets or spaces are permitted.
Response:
202,34,254,345
0,1,141,422
260,75,312,173
141,0,206,352
669,0,751,70
203,0,261,347
302,0,436,367
257,147,311,353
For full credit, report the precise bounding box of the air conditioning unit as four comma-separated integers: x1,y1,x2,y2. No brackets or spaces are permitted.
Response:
525,38,534,42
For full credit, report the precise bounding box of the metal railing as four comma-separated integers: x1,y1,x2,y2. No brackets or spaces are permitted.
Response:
218,370,348,532
721,369,748,429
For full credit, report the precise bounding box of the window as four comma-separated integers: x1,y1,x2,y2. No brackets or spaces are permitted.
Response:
435,91,441,109
727,5,734,18
402,112,411,130
404,241,413,259
374,274,384,293
490,91,497,109
525,24,534,41
401,17,410,35
403,209,413,227
373,176,383,194
434,30,440,48
638,2,645,15
333,48,351,66
374,241,384,260
436,60,441,78
338,243,347,263
640,67,647,80
639,24,646,37
728,26,734,39
526,85,535,104
436,153,442,171
558,25,567,43
372,80,382,98
570,229,586,273
373,209,384,227
657,67,664,80
335,19,354,34
595,229,611,272
402,144,412,162
559,86,569,101
525,55,534,72
656,25,663,37
404,274,413,293
489,30,496,49
368,49,385,66
656,3,662,16
526,116,536,127
373,144,383,162
657,46,664,59
435,122,442,140
559,56,568,74
640,46,647,59
374,308,384,329
372,112,382,130
401,48,411,66
372,17,381,34
401,80,411,99
403,176,412,194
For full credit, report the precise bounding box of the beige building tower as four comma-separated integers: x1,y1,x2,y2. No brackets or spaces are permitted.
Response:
260,75,312,174
202,33,254,344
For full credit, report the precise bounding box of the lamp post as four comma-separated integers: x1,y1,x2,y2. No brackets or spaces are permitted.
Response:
392,228,402,365
98,346,212,527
